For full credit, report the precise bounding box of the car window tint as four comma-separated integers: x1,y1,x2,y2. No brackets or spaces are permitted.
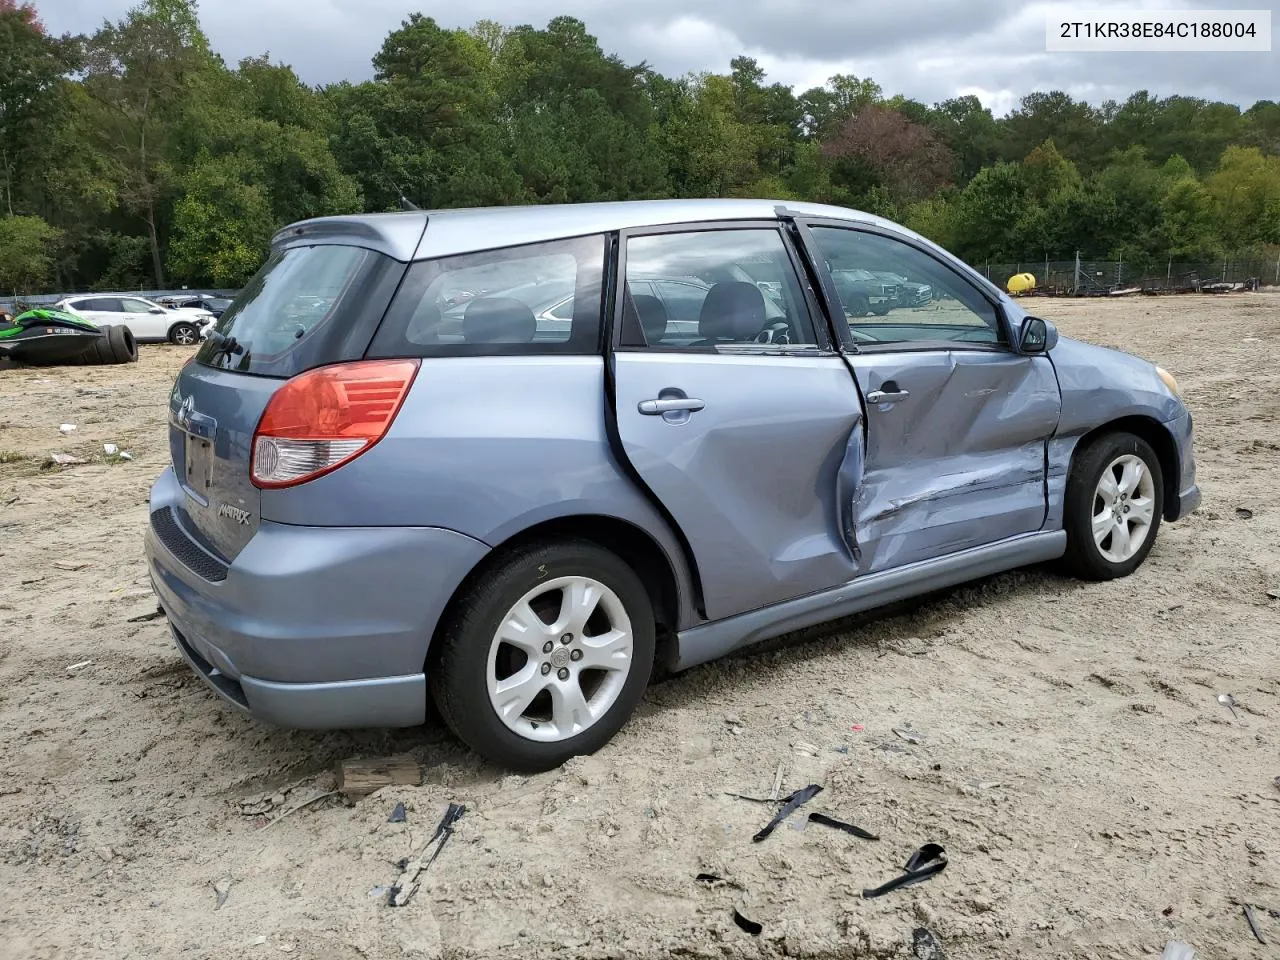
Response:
808,227,1004,347
622,229,816,350
86,298,121,312
369,235,605,358
122,298,155,313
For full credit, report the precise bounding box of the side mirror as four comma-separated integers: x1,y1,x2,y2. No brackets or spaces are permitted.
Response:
150,307,165,314
1018,316,1058,354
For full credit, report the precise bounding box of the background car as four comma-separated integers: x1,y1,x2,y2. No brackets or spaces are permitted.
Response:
831,268,899,315
158,294,234,320
56,295,215,344
871,271,933,307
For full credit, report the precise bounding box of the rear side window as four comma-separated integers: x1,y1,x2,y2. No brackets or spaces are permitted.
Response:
196,243,404,377
368,235,605,358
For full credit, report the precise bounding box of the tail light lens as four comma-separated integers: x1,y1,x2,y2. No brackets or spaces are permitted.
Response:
251,359,420,488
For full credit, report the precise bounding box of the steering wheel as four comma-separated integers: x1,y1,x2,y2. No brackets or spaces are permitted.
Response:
754,321,792,345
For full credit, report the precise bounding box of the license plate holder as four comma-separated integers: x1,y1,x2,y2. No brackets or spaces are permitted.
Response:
184,433,213,495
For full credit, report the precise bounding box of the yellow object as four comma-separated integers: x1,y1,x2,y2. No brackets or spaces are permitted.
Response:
1006,272,1037,295
1156,366,1179,396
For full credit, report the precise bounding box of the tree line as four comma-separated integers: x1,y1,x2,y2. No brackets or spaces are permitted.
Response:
2,0,1278,295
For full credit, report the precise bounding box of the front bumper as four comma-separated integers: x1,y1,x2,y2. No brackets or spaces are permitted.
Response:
1164,409,1201,522
145,466,490,729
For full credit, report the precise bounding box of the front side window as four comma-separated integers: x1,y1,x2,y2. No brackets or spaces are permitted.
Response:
122,298,156,314
369,234,605,357
808,227,1006,348
621,228,817,350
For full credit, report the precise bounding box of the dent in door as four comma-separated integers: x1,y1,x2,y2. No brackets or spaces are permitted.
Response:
850,351,1060,572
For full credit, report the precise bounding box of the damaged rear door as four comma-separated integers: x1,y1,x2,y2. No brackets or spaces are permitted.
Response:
800,222,1061,574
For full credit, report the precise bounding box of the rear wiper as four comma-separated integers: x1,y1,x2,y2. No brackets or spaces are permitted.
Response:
207,330,244,366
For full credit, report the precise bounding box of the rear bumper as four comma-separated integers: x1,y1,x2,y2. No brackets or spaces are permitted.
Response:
145,466,490,729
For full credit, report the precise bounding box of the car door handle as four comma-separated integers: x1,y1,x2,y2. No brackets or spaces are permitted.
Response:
866,389,909,404
638,397,706,415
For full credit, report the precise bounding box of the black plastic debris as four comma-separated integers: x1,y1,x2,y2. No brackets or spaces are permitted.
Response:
695,872,744,890
753,784,822,842
1244,904,1266,944
912,926,948,959
733,909,763,936
387,802,466,907
387,802,406,823
808,812,879,841
861,843,948,899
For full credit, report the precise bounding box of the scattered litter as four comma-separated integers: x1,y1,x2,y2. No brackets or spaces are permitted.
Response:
127,610,165,623
893,726,926,745
851,724,864,732
861,843,948,899
770,761,785,801
1244,904,1266,944
752,784,822,842
387,802,406,823
251,935,267,946
49,453,85,466
212,876,233,910
20,574,43,585
103,444,118,455
1267,589,1280,601
367,885,393,900
1235,507,1254,520
695,872,745,889
53,560,88,571
66,660,93,675
119,452,133,461
238,792,279,817
1161,942,1195,960
59,424,76,434
388,802,465,907
912,926,948,959
732,908,763,936
1218,693,1240,720
807,811,879,840
260,790,338,829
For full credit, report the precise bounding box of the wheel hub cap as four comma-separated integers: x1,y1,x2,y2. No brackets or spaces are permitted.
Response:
1091,453,1157,563
485,575,634,744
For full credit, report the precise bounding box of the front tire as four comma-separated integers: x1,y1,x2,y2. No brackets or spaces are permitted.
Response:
1062,431,1164,580
430,540,656,771
169,321,198,345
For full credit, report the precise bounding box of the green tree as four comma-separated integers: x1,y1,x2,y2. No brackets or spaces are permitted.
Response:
0,213,60,295
1206,146,1280,252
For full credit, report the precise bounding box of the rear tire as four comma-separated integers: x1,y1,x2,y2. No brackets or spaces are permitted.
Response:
1061,431,1164,581
108,324,137,363
168,321,198,346
430,540,655,771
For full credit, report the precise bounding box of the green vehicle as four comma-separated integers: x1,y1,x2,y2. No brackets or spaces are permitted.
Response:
0,308,137,366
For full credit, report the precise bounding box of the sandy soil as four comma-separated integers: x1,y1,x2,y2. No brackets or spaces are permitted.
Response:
1,292,1278,960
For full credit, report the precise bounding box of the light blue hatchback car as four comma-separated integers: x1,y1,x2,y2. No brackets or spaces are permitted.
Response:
145,199,1200,770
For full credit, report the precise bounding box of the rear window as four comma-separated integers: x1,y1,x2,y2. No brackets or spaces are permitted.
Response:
368,234,605,358
195,244,404,377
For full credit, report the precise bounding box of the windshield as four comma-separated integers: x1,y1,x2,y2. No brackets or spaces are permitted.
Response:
194,243,403,377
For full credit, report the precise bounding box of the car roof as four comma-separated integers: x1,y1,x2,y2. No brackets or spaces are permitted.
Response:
272,199,898,263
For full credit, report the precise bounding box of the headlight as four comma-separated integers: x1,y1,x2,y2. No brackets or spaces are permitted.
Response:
1156,365,1179,396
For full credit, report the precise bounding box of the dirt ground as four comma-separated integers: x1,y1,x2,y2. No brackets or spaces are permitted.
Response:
1,292,1278,960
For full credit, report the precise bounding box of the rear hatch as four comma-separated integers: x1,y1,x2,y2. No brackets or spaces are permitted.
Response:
168,241,408,561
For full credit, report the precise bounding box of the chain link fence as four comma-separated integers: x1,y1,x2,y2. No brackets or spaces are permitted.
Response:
976,257,1280,295
2,288,238,315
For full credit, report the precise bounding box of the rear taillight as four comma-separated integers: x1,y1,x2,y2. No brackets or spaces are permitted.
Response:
251,359,420,488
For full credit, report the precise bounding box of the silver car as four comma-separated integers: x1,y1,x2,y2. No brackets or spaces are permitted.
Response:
145,199,1200,771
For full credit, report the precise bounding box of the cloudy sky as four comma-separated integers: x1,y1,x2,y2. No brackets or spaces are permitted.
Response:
37,0,1276,114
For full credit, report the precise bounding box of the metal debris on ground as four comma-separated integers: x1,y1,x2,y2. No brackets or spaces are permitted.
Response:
1218,693,1240,719
893,726,926,745
1161,942,1195,960
1267,589,1280,601
212,876,233,910
861,843,948,899
1244,904,1266,944
751,784,822,842
912,926,948,959
387,802,465,907
387,802,406,823
66,660,93,675
48,453,85,466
